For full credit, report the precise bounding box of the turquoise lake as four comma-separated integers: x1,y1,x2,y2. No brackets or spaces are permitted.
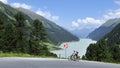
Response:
52,39,96,58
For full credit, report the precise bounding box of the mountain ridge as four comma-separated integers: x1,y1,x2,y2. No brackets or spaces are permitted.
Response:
103,23,120,47
85,23,120,62
16,8,79,45
0,2,79,45
87,18,120,41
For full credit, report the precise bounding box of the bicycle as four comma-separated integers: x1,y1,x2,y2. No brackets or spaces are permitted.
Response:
68,55,80,61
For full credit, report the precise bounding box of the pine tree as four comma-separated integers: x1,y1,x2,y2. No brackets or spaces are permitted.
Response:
85,40,112,62
28,19,48,55
32,19,47,41
96,40,112,62
14,12,28,53
111,45,120,62
85,43,98,61
2,23,16,52
0,14,5,51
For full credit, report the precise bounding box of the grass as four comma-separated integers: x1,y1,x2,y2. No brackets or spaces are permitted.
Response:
0,42,58,58
0,51,31,57
0,51,57,58
43,42,62,50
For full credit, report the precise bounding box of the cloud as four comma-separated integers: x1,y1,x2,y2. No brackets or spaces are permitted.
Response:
103,9,120,20
70,7,120,31
11,3,32,10
71,17,103,30
115,0,120,5
36,9,59,21
0,0,8,4
71,21,79,28
52,16,59,21
10,2,59,21
79,17,102,25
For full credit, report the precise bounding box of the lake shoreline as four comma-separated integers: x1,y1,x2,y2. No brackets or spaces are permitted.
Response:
52,38,97,58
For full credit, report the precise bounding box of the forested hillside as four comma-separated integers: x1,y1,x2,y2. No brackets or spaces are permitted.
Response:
17,8,79,45
0,12,57,57
87,18,120,41
0,1,79,46
84,23,120,63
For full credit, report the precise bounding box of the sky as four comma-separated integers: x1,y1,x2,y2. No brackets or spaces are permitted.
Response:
1,0,120,34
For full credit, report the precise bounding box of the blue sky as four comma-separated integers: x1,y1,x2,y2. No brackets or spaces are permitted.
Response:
1,0,120,34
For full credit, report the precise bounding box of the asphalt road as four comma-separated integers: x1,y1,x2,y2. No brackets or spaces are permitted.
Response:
0,57,120,68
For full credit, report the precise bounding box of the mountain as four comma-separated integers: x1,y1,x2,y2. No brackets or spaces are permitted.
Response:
97,23,120,62
85,23,120,62
103,23,120,62
16,8,79,45
87,18,120,41
70,28,92,38
0,1,33,25
103,23,120,47
0,2,79,45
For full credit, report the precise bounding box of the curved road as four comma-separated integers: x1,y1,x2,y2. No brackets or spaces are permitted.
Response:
0,57,120,68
